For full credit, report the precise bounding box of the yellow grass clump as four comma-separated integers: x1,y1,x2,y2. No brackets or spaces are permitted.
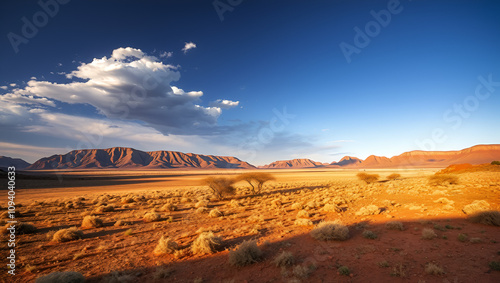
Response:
81,215,104,228
310,221,349,241
191,231,223,254
52,227,84,242
153,236,179,256
228,240,263,266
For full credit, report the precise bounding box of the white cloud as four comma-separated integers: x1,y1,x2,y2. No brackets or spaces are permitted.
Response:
0,92,55,107
30,77,37,80
7,47,233,135
9,83,16,87
0,86,7,90
160,51,173,58
209,99,239,109
182,42,197,54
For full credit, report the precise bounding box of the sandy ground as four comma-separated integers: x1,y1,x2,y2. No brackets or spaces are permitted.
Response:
1,168,500,282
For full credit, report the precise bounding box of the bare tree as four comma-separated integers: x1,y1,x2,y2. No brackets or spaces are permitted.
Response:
236,172,275,194
202,177,236,199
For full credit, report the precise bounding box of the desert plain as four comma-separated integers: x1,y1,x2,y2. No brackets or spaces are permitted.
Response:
2,166,500,283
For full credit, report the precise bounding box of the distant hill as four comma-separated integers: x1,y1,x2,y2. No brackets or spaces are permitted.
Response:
0,156,31,169
330,156,362,167
259,158,325,169
27,147,255,170
329,144,500,169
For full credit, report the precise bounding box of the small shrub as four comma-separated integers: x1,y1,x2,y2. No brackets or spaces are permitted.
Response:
123,228,133,236
294,218,313,226
209,208,223,218
296,210,310,218
362,230,378,239
196,207,209,214
468,210,500,226
272,251,295,267
428,174,458,186
338,266,350,276
153,236,179,256
458,233,468,242
144,212,161,222
310,221,349,241
81,215,103,228
52,227,83,242
35,271,85,283
228,240,263,266
489,261,500,271
161,203,177,212
421,228,437,240
291,203,303,210
355,205,380,216
191,232,222,254
470,237,482,243
462,200,490,215
491,161,500,165
390,263,406,277
293,264,316,279
425,263,444,275
357,172,379,184
323,203,341,213
385,221,405,231
202,177,236,200
378,260,389,268
387,173,401,180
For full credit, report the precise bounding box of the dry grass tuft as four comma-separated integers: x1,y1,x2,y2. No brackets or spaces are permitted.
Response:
81,215,104,228
296,210,311,218
272,251,295,267
357,172,380,184
143,212,161,222
323,204,342,213
355,205,380,216
161,203,177,212
385,221,405,231
428,174,458,186
421,228,437,240
386,173,401,180
294,218,313,226
228,240,263,266
191,232,223,254
52,227,84,243
468,210,500,226
362,230,378,239
310,221,349,241
462,200,490,215
153,236,179,256
35,271,85,283
209,208,223,218
425,263,445,275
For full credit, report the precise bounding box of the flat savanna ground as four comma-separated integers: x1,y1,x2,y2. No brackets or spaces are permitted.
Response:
1,168,500,282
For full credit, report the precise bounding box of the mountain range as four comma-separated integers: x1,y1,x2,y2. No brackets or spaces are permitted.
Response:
0,144,499,170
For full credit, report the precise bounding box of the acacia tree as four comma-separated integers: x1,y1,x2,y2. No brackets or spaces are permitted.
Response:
202,177,236,200
236,172,275,194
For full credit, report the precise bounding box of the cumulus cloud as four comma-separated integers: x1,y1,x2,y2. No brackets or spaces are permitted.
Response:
182,42,196,54
7,47,233,135
209,99,239,109
0,86,8,90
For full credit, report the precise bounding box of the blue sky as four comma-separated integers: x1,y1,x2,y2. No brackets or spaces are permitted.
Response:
1,0,499,165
